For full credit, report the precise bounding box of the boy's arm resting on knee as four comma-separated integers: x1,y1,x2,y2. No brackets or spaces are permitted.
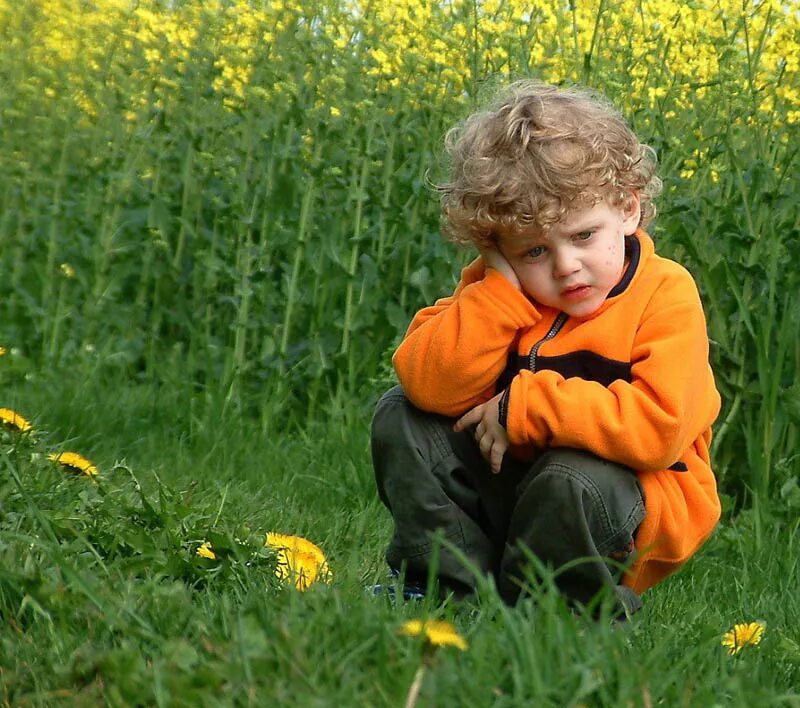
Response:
394,257,540,416
504,282,720,471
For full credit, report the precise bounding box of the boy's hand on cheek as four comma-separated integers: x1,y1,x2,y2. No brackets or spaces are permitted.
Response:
453,392,509,474
480,244,521,291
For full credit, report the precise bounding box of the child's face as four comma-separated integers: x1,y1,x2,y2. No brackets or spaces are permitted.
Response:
497,195,641,318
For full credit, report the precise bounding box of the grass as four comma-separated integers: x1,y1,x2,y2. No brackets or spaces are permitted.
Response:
1,1,798,703
1,370,799,706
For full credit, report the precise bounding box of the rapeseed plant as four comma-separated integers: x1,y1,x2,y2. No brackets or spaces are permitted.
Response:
4,0,796,122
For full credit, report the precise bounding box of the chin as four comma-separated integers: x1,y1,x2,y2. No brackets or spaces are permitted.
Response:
564,301,603,317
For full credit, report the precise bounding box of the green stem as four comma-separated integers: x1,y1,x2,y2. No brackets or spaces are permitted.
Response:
279,176,316,362
341,155,371,356
403,663,428,708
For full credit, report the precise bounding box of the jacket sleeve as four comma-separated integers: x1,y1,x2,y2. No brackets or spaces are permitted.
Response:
393,258,541,416
505,272,720,471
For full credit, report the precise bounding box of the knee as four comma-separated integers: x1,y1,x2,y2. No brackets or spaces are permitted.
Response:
520,461,597,520
520,448,645,550
371,385,413,447
521,449,604,498
531,448,642,502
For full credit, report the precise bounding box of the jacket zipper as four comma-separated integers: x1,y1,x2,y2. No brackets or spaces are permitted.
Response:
528,312,568,372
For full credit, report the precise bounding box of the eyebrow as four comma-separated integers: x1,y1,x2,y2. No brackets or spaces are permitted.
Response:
557,221,601,235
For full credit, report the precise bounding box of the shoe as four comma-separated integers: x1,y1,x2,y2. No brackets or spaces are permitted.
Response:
369,569,427,602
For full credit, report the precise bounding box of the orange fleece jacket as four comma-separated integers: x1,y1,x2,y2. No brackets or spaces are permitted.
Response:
393,230,721,593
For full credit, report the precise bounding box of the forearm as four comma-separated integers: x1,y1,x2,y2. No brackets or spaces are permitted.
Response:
394,269,540,415
504,296,720,470
506,369,720,470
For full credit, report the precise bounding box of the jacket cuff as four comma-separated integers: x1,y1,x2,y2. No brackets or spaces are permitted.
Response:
478,269,541,327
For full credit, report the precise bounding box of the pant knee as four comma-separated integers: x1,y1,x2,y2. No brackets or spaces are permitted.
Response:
518,449,645,556
371,385,410,442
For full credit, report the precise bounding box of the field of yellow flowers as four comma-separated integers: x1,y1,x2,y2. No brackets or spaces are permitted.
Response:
0,3,799,700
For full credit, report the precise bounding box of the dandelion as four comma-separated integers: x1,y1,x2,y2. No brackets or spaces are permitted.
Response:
400,619,468,651
722,620,766,656
196,541,217,559
48,451,98,477
0,347,6,356
400,619,467,708
0,407,33,433
265,532,332,591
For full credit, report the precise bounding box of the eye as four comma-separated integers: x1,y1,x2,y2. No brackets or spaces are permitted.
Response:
575,230,594,241
526,245,547,259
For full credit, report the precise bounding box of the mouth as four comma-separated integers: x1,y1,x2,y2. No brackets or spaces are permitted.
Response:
561,285,592,301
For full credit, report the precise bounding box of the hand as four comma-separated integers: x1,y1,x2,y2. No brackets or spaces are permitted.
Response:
480,243,521,291
453,392,509,474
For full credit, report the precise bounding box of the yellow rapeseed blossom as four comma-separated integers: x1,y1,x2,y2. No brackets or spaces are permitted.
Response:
196,541,217,559
60,262,75,278
0,408,32,433
400,619,468,651
4,0,798,124
48,451,98,477
722,621,766,656
265,532,332,591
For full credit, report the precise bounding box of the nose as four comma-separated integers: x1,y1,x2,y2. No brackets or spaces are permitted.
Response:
552,246,580,278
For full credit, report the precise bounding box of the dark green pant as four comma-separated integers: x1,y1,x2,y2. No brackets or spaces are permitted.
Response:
372,386,646,611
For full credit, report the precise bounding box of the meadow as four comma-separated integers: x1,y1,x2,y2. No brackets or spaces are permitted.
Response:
1,0,799,704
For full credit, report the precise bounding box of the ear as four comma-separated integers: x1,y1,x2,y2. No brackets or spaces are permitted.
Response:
622,191,641,235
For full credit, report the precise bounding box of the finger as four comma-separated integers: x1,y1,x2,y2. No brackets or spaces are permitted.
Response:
454,407,481,432
474,421,485,440
489,443,506,475
478,434,493,459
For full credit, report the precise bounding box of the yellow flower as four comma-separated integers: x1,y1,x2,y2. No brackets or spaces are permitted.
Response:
196,541,217,559
60,262,76,278
48,451,98,477
0,407,32,433
722,621,766,655
400,618,467,708
0,347,6,356
400,619,468,651
265,532,332,591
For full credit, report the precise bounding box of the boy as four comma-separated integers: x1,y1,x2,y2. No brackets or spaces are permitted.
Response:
371,80,721,615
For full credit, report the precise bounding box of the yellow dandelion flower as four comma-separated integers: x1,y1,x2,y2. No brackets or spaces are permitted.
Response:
0,407,32,433
400,618,467,708
400,619,468,651
48,451,98,477
196,541,217,559
0,347,6,356
722,621,766,656
265,532,332,591
60,263,75,278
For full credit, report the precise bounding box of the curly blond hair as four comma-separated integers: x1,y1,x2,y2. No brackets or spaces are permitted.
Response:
437,80,662,247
